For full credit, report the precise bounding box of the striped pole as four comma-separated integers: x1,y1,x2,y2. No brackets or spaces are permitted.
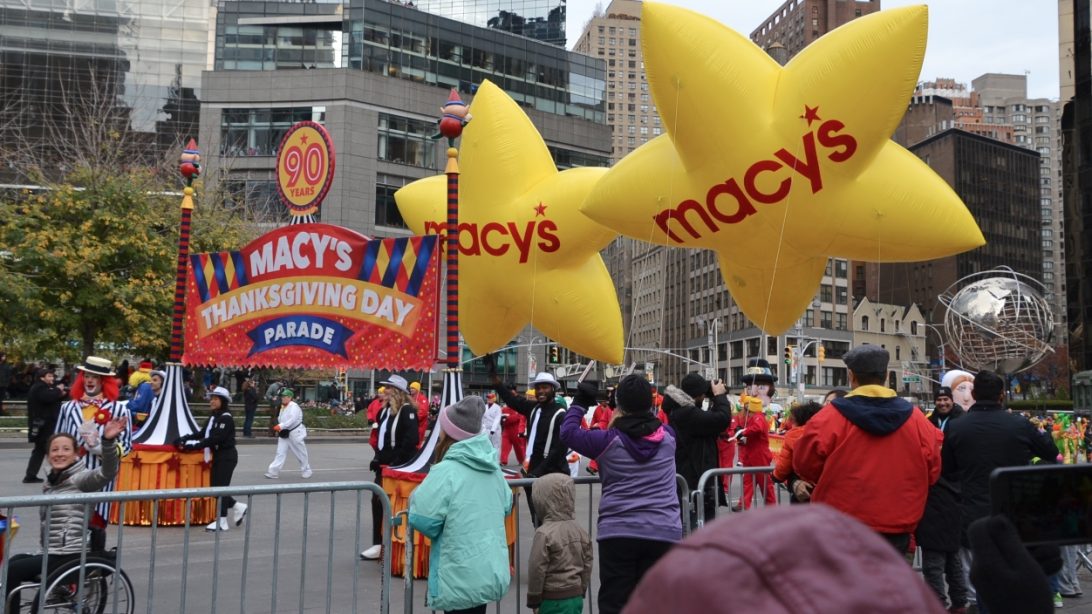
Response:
445,146,460,369
169,192,194,361
171,139,201,362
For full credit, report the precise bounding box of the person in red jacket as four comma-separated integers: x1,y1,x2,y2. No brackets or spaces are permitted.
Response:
409,381,429,447
585,396,614,474
500,385,527,467
366,387,386,449
793,344,942,552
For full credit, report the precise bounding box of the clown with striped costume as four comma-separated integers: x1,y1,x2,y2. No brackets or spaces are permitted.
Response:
56,356,133,550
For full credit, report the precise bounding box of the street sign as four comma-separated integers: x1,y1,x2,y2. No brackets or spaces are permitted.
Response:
902,375,921,383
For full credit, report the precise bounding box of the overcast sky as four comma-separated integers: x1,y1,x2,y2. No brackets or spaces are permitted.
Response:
567,1,1062,100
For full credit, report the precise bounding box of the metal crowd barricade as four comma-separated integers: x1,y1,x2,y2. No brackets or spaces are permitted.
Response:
692,466,782,529
396,474,690,613
0,481,392,614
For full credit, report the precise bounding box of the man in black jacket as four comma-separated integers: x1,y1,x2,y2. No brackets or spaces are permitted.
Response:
943,371,1059,612
490,364,568,526
915,386,967,611
661,373,731,527
23,367,66,483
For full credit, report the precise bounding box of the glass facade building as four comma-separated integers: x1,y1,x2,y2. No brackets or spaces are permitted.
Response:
215,0,604,122
0,0,212,167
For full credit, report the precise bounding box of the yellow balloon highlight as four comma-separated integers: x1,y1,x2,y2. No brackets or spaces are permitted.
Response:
581,3,985,334
395,80,623,363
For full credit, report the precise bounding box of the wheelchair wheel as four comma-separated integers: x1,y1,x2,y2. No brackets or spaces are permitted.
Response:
31,555,134,614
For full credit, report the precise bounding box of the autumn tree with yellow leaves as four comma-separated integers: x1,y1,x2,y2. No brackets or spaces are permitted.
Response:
0,166,257,362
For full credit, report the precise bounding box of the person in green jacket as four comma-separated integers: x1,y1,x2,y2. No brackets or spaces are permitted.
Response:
409,395,513,614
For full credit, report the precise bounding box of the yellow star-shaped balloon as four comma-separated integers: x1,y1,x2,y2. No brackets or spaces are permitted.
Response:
581,3,985,334
396,80,623,363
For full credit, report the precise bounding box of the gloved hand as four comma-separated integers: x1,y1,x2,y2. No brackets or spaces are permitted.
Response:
738,435,748,445
791,479,813,502
500,414,508,424
969,515,1055,614
574,382,597,409
369,459,380,472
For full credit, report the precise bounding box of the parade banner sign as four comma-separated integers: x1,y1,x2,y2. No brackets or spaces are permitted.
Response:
182,223,440,369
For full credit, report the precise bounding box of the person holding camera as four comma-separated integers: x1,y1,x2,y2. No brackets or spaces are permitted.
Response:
23,367,66,483
661,372,732,527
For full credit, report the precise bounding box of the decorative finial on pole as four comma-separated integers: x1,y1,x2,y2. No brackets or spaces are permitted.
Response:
437,89,471,148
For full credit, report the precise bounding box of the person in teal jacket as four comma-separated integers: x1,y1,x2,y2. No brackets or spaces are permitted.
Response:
409,395,512,613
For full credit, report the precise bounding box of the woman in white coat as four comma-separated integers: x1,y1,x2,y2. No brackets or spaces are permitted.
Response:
265,388,312,479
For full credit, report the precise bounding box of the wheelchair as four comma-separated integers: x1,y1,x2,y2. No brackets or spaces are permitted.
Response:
3,551,134,613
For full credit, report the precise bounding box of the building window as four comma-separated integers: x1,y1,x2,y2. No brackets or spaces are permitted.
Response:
223,179,287,222
821,311,833,328
836,313,847,331
835,259,848,278
378,114,438,169
895,346,901,360
862,315,869,331
880,318,886,332
910,321,918,335
820,285,832,303
374,182,407,229
220,107,326,157
836,286,847,304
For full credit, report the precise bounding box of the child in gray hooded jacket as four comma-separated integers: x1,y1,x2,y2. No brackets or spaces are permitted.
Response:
527,473,592,614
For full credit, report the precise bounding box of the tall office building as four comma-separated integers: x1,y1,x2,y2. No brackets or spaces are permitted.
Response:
750,0,880,60
877,127,1043,347
972,74,1066,343
1062,0,1092,370
573,0,667,367
201,0,610,391
0,0,213,171
888,76,1066,347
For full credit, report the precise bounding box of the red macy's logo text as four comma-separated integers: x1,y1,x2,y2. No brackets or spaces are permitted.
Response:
653,118,857,243
422,220,560,264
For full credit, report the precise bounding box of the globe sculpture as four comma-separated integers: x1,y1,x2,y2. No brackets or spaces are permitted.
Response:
939,267,1054,374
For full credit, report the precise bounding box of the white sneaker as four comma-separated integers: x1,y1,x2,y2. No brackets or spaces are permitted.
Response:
205,518,229,532
232,502,248,526
360,545,382,560
301,470,313,479
264,472,278,479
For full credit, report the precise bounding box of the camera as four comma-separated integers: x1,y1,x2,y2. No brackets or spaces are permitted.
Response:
991,464,1092,546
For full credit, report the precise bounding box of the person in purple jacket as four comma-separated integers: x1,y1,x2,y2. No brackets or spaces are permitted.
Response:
561,375,682,614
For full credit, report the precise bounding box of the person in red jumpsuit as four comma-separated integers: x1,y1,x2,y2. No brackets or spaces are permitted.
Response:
500,385,527,466
717,404,743,506
736,359,779,509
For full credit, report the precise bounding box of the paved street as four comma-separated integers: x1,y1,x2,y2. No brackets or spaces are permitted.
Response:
4,438,1092,613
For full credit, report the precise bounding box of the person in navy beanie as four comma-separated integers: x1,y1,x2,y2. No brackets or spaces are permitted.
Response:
561,375,682,614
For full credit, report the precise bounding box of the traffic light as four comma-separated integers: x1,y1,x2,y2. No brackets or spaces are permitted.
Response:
817,345,826,362
548,345,561,364
784,346,794,365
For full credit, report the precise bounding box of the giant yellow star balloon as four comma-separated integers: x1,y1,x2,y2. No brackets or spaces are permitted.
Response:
581,3,985,334
395,80,623,363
